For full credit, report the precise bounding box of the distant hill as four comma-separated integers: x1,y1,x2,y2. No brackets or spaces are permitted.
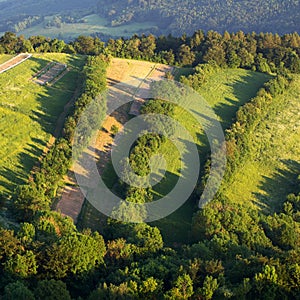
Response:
98,0,300,35
0,0,299,39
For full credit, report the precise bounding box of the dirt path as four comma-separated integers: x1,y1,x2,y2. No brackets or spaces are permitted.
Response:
0,53,32,74
55,58,173,223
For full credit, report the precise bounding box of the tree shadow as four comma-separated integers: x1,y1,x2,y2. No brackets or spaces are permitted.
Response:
0,55,81,196
0,149,40,193
253,159,300,213
212,72,271,129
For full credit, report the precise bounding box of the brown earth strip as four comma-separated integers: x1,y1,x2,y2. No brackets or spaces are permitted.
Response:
55,58,172,223
0,53,32,74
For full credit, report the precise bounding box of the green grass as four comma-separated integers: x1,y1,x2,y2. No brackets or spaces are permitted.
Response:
222,74,300,213
81,66,270,245
149,69,271,244
17,14,158,41
0,55,13,65
0,53,85,194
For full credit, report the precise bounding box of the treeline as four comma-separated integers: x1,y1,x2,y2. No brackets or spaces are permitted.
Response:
96,0,300,35
1,31,300,74
225,74,291,178
199,72,292,194
105,31,300,73
117,99,175,206
14,55,109,221
190,73,300,298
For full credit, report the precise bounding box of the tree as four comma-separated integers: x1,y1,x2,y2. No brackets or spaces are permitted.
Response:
177,44,195,66
4,250,37,278
196,275,218,300
0,228,22,263
74,36,96,54
254,265,278,299
140,34,156,59
34,279,71,300
43,231,106,278
0,32,19,53
17,223,35,244
2,281,34,300
165,274,194,299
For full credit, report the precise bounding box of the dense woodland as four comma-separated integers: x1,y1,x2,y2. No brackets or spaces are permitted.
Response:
97,0,300,35
0,31,300,73
0,29,300,299
0,0,299,37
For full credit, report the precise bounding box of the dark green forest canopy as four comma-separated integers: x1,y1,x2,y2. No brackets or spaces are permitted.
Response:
0,0,299,37
97,0,300,35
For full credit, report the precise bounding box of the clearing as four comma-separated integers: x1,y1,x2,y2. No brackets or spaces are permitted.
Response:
74,60,270,245
223,74,300,213
17,14,157,41
56,58,172,223
0,53,85,201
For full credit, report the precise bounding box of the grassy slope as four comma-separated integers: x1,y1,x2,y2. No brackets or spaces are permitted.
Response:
79,67,270,244
223,74,300,213
17,14,157,41
150,69,271,244
0,55,13,65
0,53,85,194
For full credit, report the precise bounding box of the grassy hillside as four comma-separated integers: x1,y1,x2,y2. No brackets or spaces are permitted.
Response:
0,54,13,65
150,69,271,244
79,62,270,245
0,53,85,194
223,75,300,213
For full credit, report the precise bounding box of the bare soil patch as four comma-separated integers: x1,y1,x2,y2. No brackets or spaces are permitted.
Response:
33,62,68,85
56,58,172,223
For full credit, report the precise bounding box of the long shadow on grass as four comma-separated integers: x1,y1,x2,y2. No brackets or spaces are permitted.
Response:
29,55,82,136
254,159,300,213
213,72,271,129
0,138,48,191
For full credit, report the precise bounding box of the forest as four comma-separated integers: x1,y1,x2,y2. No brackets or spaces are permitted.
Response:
0,28,299,299
97,0,300,35
0,0,299,38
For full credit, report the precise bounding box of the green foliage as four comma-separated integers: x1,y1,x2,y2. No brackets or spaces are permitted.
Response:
254,265,278,299
2,281,34,300
196,275,218,300
43,231,106,278
180,62,220,89
4,250,37,278
165,274,194,299
97,0,300,35
33,211,76,242
34,279,71,300
110,124,119,136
